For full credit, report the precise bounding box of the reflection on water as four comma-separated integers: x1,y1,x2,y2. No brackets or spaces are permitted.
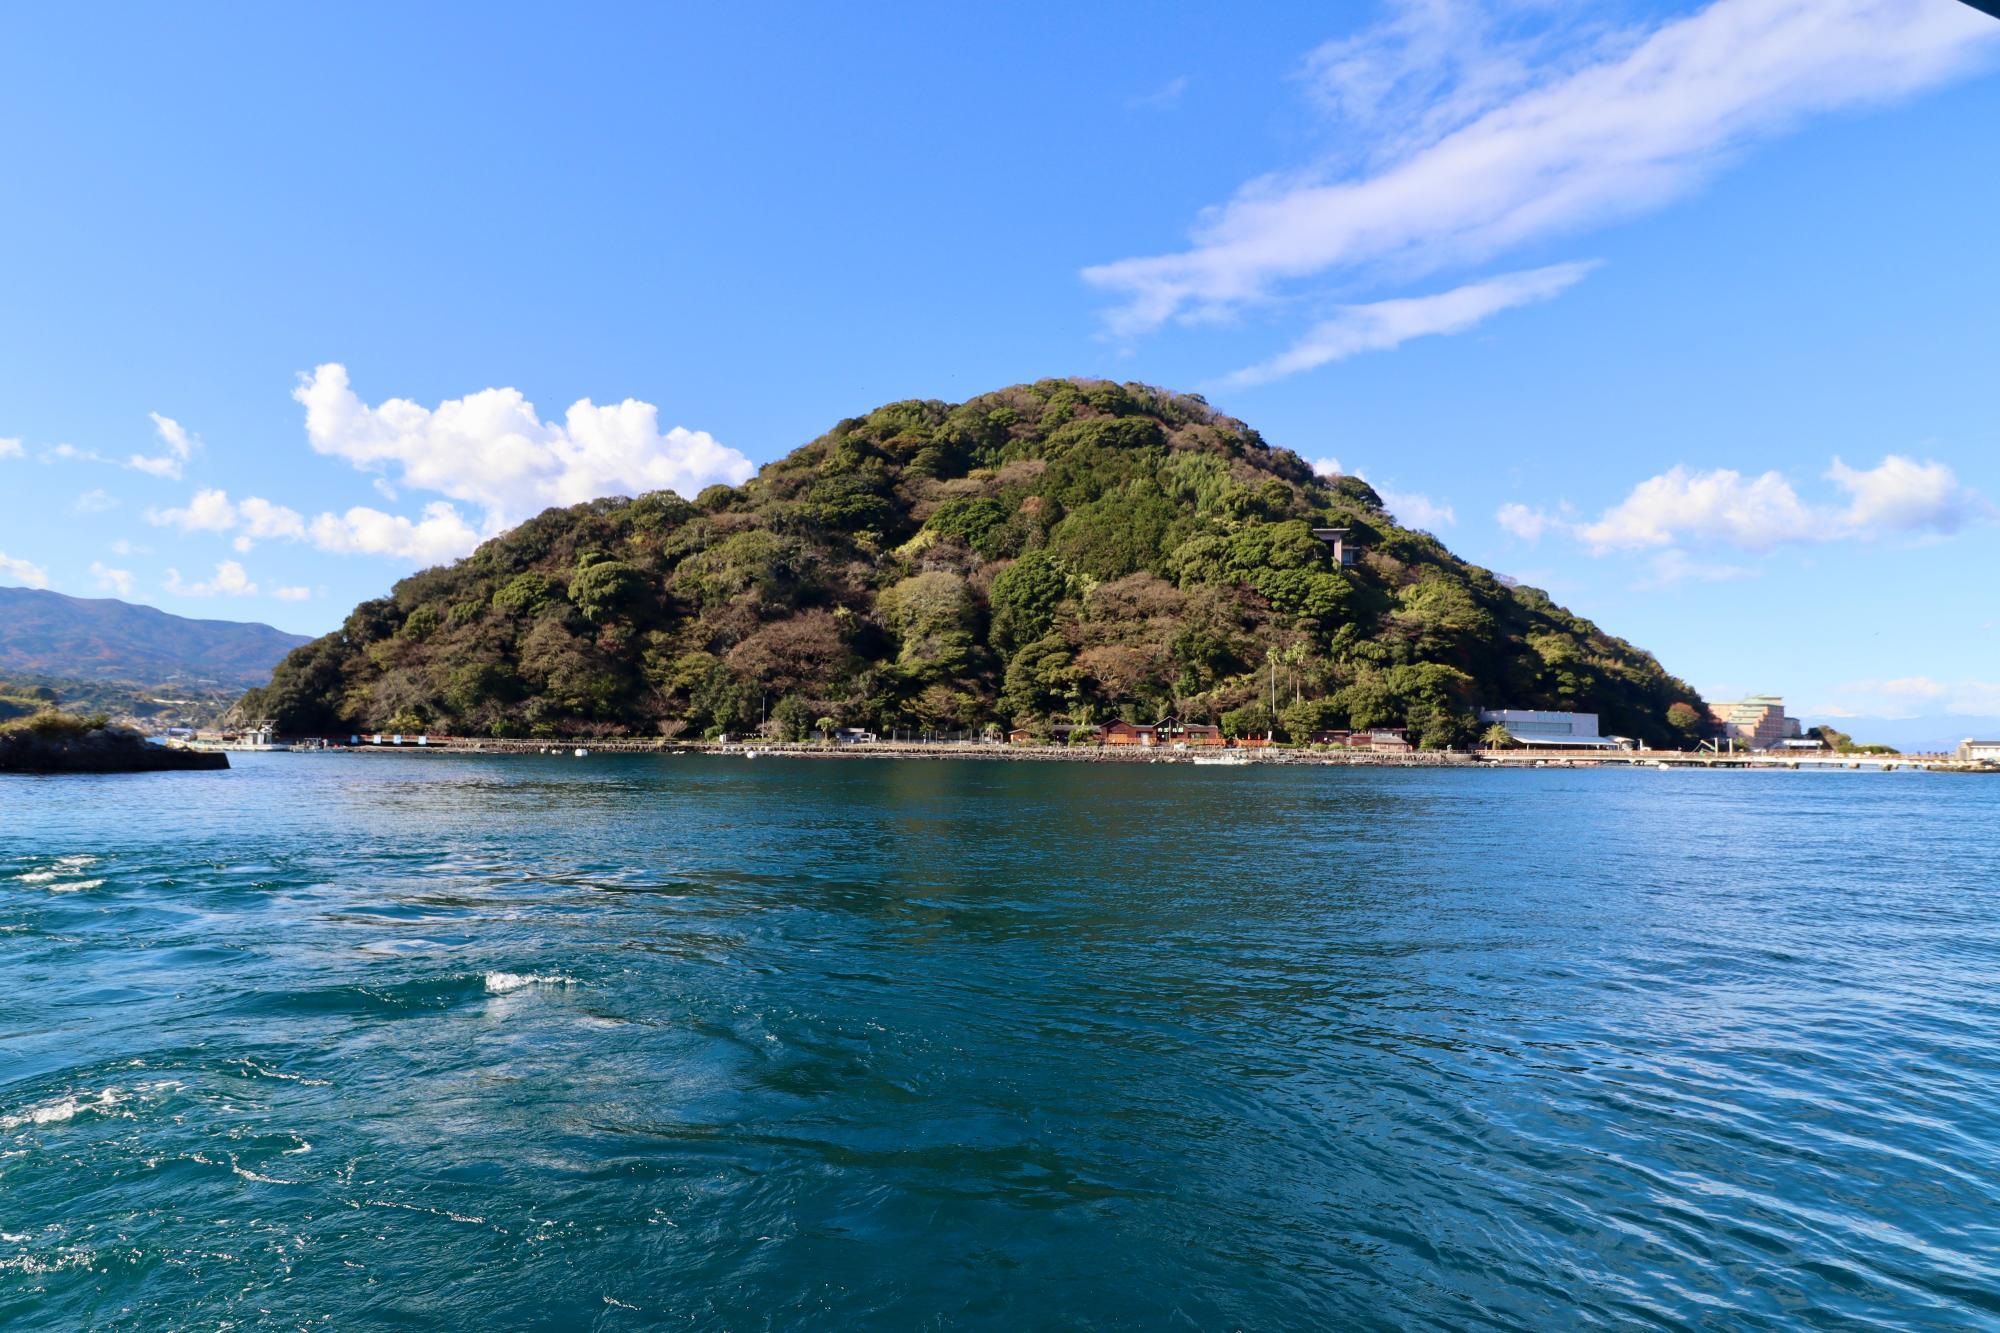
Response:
4,755,1999,1327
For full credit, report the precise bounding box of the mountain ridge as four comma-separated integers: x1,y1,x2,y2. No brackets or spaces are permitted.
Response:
237,378,1707,747
0,586,311,687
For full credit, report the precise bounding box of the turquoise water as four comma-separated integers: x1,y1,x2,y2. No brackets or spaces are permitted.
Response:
3,755,1998,1329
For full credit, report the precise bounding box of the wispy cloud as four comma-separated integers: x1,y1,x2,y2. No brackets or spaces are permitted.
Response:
1127,75,1190,111
0,437,21,459
1809,676,2000,721
129,412,199,479
1220,261,1595,386
1085,0,1996,339
89,561,135,596
1636,548,1755,588
164,560,259,597
73,488,118,514
0,552,50,589
1379,488,1457,531
1308,456,1456,532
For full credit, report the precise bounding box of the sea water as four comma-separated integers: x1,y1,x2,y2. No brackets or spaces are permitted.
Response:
3,755,1997,1328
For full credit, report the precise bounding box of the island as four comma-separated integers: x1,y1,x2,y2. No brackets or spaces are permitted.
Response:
233,379,1706,750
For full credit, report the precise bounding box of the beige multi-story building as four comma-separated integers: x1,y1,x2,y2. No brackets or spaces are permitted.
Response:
1708,695,1796,750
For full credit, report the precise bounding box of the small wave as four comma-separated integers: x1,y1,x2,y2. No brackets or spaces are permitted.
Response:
0,1248,94,1276
15,855,105,893
604,1296,642,1311
0,1087,123,1131
360,1198,487,1226
226,1057,332,1087
230,1160,300,1185
484,971,578,994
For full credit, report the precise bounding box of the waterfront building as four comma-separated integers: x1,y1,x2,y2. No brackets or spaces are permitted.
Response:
1707,696,1797,750
1957,739,2000,765
1477,709,1624,749
1102,721,1158,747
1155,718,1223,746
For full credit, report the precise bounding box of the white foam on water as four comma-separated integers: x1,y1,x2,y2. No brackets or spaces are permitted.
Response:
484,971,578,994
0,1248,93,1276
0,1087,124,1132
16,855,104,892
604,1296,642,1311
230,1160,299,1185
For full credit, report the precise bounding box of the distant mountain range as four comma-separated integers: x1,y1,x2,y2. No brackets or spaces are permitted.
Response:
1801,714,2000,757
0,586,312,687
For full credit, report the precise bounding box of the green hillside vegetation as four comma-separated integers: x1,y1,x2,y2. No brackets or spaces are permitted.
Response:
238,380,1706,748
0,675,237,732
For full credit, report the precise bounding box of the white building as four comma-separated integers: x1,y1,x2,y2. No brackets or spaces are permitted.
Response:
1478,709,1629,749
1309,528,1359,567
1957,739,2000,765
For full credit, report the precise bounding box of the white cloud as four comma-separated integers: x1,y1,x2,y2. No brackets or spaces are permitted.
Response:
234,496,307,551
293,363,755,529
43,443,107,464
164,560,259,597
307,502,485,565
1827,453,1979,535
74,487,118,514
0,552,50,588
1579,465,1817,552
130,412,199,479
1577,455,1984,553
272,585,312,602
144,480,478,564
1810,676,2000,720
0,437,21,459
1310,456,1346,478
147,487,238,533
1085,0,1996,337
1379,488,1456,530
89,561,135,596
1222,261,1597,386
109,538,151,557
1496,502,1554,542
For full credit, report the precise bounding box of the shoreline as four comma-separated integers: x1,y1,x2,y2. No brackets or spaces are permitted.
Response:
299,738,1962,771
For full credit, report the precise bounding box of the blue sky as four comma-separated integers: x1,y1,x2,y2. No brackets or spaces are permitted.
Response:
2,0,1996,733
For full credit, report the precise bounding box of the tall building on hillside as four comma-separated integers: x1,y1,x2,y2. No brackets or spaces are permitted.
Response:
1709,695,1797,750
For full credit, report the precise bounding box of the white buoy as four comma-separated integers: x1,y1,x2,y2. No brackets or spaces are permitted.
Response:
574,747,589,757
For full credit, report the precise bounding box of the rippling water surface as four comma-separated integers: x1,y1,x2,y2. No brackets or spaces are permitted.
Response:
4,754,1998,1328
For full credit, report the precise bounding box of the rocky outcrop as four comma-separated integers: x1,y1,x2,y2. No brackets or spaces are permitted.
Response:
0,724,228,773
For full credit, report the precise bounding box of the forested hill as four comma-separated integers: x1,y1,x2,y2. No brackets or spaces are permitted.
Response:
238,379,1707,747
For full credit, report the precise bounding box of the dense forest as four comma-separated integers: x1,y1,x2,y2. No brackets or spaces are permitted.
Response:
236,380,1707,748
